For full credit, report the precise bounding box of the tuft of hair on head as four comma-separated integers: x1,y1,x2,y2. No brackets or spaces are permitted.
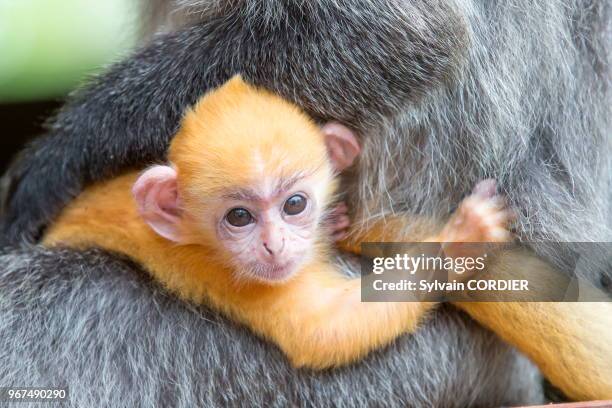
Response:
168,74,334,200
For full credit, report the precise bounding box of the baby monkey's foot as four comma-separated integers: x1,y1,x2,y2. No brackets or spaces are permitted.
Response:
441,179,515,259
326,202,351,242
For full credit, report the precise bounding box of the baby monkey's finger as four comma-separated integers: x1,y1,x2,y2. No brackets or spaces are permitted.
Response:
332,230,349,242
328,216,351,234
472,178,497,198
488,195,508,210
488,227,514,243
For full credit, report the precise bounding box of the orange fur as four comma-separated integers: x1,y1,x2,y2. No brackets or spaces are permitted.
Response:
340,215,612,400
44,77,436,369
339,215,441,255
170,76,335,212
43,171,435,369
42,77,612,399
454,250,612,401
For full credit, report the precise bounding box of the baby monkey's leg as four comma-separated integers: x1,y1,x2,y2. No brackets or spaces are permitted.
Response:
333,180,612,400
263,269,437,369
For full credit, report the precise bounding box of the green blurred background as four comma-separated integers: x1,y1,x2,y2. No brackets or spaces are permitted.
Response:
0,0,137,172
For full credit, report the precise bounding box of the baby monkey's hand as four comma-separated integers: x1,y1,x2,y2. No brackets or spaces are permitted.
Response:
440,179,515,260
326,202,351,242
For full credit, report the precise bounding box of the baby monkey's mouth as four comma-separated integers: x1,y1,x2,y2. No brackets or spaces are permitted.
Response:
246,260,299,284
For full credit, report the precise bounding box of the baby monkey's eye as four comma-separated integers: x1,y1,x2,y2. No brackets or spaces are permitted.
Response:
283,194,307,215
226,208,253,227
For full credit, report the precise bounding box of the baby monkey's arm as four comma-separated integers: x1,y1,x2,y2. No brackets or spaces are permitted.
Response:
43,176,512,370
241,264,435,369
339,179,512,256
234,186,512,369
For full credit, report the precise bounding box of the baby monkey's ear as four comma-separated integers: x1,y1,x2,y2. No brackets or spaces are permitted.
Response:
321,122,361,171
132,165,183,242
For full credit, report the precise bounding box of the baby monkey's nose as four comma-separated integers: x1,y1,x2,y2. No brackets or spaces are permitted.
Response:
263,239,284,256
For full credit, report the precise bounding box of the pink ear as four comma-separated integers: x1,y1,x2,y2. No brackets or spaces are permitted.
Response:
132,165,183,242
321,122,361,171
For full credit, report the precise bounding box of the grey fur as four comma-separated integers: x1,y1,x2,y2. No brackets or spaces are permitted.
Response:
0,247,542,407
1,0,609,405
144,0,611,281
349,0,611,285
0,0,470,242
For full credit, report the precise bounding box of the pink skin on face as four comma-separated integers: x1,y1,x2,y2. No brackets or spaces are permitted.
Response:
133,121,361,284
214,181,321,283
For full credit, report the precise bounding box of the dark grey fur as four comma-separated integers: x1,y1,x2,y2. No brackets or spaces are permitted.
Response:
0,0,467,243
0,247,542,407
0,0,609,405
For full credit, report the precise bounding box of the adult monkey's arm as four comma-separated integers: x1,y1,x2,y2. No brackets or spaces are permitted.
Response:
0,1,467,244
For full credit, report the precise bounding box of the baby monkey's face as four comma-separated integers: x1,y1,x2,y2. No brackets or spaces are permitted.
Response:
212,175,324,283
133,121,360,286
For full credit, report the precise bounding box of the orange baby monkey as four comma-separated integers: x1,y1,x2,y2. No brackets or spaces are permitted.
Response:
44,76,513,368
131,120,359,284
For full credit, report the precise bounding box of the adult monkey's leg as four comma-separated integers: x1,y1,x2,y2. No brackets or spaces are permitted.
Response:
0,246,543,407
